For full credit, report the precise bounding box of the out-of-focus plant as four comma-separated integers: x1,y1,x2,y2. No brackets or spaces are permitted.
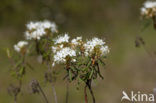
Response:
140,1,156,30
52,35,109,103
7,20,109,103
135,1,156,65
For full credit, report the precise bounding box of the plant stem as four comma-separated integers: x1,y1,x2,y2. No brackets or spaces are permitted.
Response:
47,63,58,103
142,44,156,65
86,80,96,103
65,83,69,103
14,96,17,103
87,85,95,103
38,84,49,103
52,84,58,103
84,85,88,103
96,63,104,79
152,16,156,30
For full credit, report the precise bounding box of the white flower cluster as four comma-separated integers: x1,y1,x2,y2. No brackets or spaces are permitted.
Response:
52,44,64,53
84,37,109,56
52,35,109,66
52,34,77,66
14,41,28,53
71,36,82,46
52,47,76,66
141,1,156,18
25,20,57,40
54,33,70,44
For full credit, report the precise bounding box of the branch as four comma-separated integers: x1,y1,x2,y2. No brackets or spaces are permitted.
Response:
38,83,49,103
86,80,96,103
46,63,58,103
84,84,88,103
52,84,58,103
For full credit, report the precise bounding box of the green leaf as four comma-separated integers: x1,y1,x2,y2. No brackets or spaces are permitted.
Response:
14,60,22,69
69,70,72,81
6,48,11,58
19,66,25,76
89,69,94,79
98,59,105,66
87,61,92,67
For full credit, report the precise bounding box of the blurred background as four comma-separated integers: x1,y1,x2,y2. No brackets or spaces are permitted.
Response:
1,0,156,102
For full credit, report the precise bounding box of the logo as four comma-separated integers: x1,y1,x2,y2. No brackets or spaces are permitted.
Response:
121,91,155,102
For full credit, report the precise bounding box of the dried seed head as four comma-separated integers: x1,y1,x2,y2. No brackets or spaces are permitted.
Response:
135,36,145,48
29,80,40,94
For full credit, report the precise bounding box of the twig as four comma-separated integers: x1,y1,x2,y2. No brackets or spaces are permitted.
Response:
96,63,104,79
84,84,88,103
87,84,95,103
38,83,49,103
47,63,58,103
86,80,96,103
52,84,58,103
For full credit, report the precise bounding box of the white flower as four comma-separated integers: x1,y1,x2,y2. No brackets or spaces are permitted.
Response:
52,44,64,53
141,1,156,17
14,41,28,52
52,47,76,66
143,1,156,8
41,20,57,33
71,36,82,45
25,29,45,40
54,33,70,44
25,20,57,40
141,7,148,15
100,45,110,56
84,37,109,56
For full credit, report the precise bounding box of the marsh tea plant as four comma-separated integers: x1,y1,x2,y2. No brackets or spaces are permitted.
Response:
7,20,109,103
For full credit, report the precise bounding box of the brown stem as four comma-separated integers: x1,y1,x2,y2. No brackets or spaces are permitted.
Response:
86,80,96,103
65,83,69,103
38,84,49,103
14,96,17,103
52,84,58,103
47,63,58,103
152,16,156,30
84,85,88,103
87,85,95,103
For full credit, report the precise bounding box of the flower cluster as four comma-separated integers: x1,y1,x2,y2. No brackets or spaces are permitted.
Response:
14,41,28,53
71,36,82,46
54,33,69,44
141,1,156,18
52,34,77,66
84,37,109,57
11,20,110,103
52,34,109,66
25,20,57,40
53,47,76,66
